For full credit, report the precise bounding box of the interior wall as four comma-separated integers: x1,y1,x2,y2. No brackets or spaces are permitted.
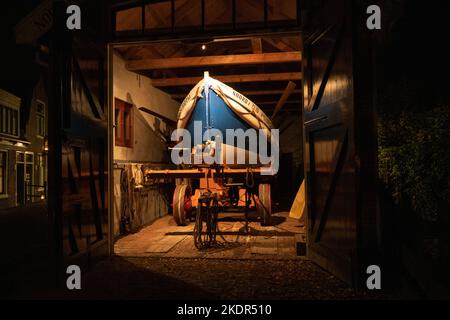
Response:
277,117,303,207
279,119,303,166
112,51,179,237
113,51,179,162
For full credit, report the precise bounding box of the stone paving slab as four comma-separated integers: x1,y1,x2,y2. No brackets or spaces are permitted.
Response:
146,235,187,253
250,235,278,254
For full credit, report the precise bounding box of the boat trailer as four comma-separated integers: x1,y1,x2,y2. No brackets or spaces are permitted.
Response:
144,166,272,249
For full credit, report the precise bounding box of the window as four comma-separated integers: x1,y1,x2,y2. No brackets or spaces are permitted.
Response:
145,1,172,31
35,153,47,200
0,150,7,197
115,98,133,148
267,0,297,23
36,100,45,137
115,6,143,32
0,89,20,138
26,153,33,164
15,151,36,204
236,0,265,28
174,0,202,30
113,0,300,36
25,153,34,202
205,0,233,30
16,152,24,163
37,153,47,196
0,104,19,137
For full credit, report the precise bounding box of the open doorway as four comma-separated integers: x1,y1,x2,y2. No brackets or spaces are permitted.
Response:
109,34,305,258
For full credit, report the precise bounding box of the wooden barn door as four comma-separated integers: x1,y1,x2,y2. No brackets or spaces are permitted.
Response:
49,1,109,278
301,0,375,285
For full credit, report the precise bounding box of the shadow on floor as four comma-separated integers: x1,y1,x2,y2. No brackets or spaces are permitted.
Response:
54,256,219,300
0,203,50,299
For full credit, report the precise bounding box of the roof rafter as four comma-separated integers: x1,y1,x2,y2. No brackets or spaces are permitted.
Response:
126,51,301,71
151,72,302,87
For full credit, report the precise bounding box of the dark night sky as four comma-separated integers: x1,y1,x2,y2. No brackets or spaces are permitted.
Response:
1,3,42,92
378,0,450,109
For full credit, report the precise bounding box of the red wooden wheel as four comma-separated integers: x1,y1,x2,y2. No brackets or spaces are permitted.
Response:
173,184,192,226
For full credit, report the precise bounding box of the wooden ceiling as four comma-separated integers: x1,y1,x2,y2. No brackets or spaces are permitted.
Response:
115,34,302,119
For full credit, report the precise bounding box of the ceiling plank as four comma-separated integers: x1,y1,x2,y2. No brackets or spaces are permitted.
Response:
271,81,297,119
151,72,302,87
126,51,301,71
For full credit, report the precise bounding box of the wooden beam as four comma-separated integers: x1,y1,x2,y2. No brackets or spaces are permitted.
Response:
170,89,301,99
251,38,263,53
271,81,297,119
151,72,302,87
145,167,267,178
126,51,301,71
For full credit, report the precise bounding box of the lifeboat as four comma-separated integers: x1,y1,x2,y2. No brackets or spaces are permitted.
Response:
176,72,275,166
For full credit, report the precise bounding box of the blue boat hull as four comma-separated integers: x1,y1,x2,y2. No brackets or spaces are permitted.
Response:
186,90,252,144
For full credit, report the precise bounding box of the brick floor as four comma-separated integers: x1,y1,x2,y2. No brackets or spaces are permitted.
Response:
114,211,306,260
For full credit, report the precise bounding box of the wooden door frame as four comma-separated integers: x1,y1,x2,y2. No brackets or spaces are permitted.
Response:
106,31,303,255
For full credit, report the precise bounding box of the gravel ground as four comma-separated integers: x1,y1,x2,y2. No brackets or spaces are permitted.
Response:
60,256,384,300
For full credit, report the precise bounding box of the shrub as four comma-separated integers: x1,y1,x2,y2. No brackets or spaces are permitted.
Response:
378,106,450,222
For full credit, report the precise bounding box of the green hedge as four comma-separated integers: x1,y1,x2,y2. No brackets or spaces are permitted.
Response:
378,106,450,222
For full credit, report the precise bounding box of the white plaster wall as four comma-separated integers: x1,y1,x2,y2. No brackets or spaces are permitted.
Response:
112,52,180,237
113,51,179,162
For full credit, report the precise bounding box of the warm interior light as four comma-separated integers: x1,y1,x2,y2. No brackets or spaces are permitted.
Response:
43,136,49,152
201,44,206,50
